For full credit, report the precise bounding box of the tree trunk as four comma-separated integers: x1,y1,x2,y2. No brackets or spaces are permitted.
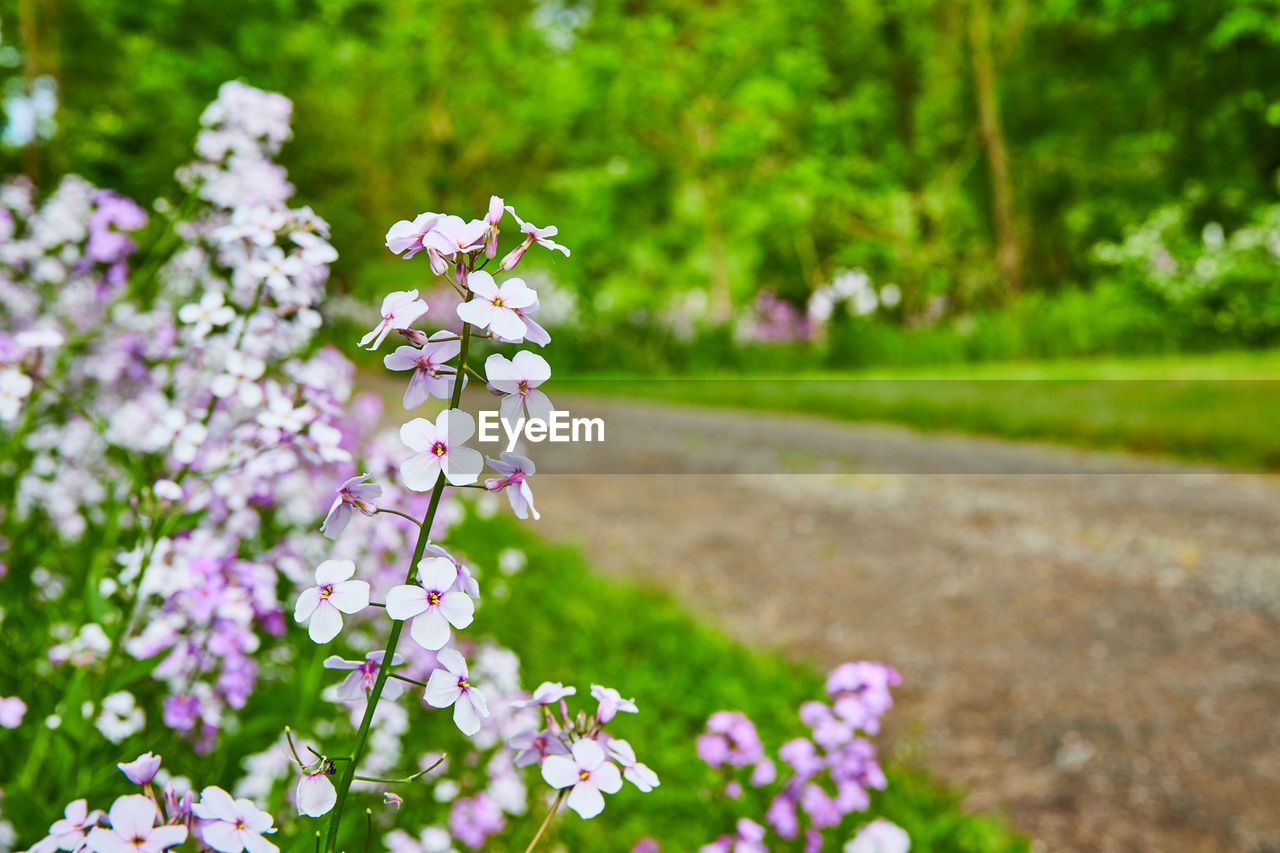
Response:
968,0,1023,294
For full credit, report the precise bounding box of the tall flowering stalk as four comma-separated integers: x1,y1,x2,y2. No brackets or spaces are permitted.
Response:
301,200,658,850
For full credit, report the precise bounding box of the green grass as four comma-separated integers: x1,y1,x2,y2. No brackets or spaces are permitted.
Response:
451,511,1030,852
561,349,1280,469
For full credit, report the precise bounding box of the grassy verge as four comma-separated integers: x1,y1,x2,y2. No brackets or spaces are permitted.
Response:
560,349,1280,469
455,511,1029,852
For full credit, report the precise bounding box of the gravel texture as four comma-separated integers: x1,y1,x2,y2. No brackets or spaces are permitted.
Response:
518,395,1280,853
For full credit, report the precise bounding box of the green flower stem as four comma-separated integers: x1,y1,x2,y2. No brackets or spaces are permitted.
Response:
323,322,471,850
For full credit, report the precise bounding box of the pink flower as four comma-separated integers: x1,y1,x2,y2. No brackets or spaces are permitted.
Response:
385,557,475,651
322,650,405,701
294,560,370,644
423,215,487,260
296,767,336,818
320,473,381,539
117,752,162,785
484,452,539,520
699,818,768,853
29,799,105,853
385,212,440,259
424,647,489,736
591,684,637,724
497,291,551,346
359,290,428,351
484,351,552,424
384,331,460,410
455,271,536,340
0,694,26,728
604,738,660,792
192,786,278,853
483,195,504,258
84,794,187,853
540,739,622,819
499,206,570,271
400,408,484,489
511,681,576,708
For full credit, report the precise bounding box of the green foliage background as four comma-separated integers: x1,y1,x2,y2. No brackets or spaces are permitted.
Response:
4,0,1280,344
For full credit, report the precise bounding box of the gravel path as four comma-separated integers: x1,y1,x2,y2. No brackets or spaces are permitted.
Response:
520,396,1280,853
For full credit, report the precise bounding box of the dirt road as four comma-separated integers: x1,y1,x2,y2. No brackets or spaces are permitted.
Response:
521,396,1280,852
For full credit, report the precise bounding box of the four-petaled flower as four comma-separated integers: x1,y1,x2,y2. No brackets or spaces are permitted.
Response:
455,271,536,341
192,786,278,853
423,215,487,261
320,473,381,539
84,794,187,853
591,684,638,724
485,351,553,425
29,798,104,853
177,292,235,338
499,206,570,271
400,408,484,489
425,647,489,736
484,452,540,520
511,681,576,709
294,560,370,644
210,352,265,407
323,650,405,701
385,212,440,259
386,558,475,651
384,331,460,409
540,739,623,819
359,290,428,351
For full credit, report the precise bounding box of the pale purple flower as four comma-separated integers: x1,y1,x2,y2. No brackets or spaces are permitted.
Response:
384,331,460,409
0,694,26,728
84,794,187,853
400,408,484,489
844,819,911,853
605,738,661,792
424,647,489,736
383,793,403,809
320,473,381,539
591,684,638,724
385,212,440,259
425,543,479,599
484,351,552,424
499,206,570,271
449,793,506,849
699,818,768,853
508,729,571,767
192,786,278,853
511,681,575,709
294,560,370,644
385,557,475,651
323,651,405,701
779,738,824,779
117,752,162,785
359,290,428,350
484,452,539,520
423,215,487,260
296,768,337,818
29,799,105,853
498,291,552,347
541,739,623,819
455,271,536,341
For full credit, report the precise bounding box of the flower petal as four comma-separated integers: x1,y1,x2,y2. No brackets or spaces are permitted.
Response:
307,603,344,644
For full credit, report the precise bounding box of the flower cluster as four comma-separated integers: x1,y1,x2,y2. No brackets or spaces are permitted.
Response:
506,682,658,819
27,752,278,853
698,662,906,852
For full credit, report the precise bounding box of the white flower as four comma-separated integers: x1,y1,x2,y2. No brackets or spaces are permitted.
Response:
177,292,235,338
359,290,427,350
844,819,911,853
210,352,265,407
296,769,337,818
294,560,370,644
192,786,278,853
385,558,475,651
540,740,623,819
0,368,34,422
455,272,536,340
84,794,187,853
424,647,489,736
400,408,484,489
